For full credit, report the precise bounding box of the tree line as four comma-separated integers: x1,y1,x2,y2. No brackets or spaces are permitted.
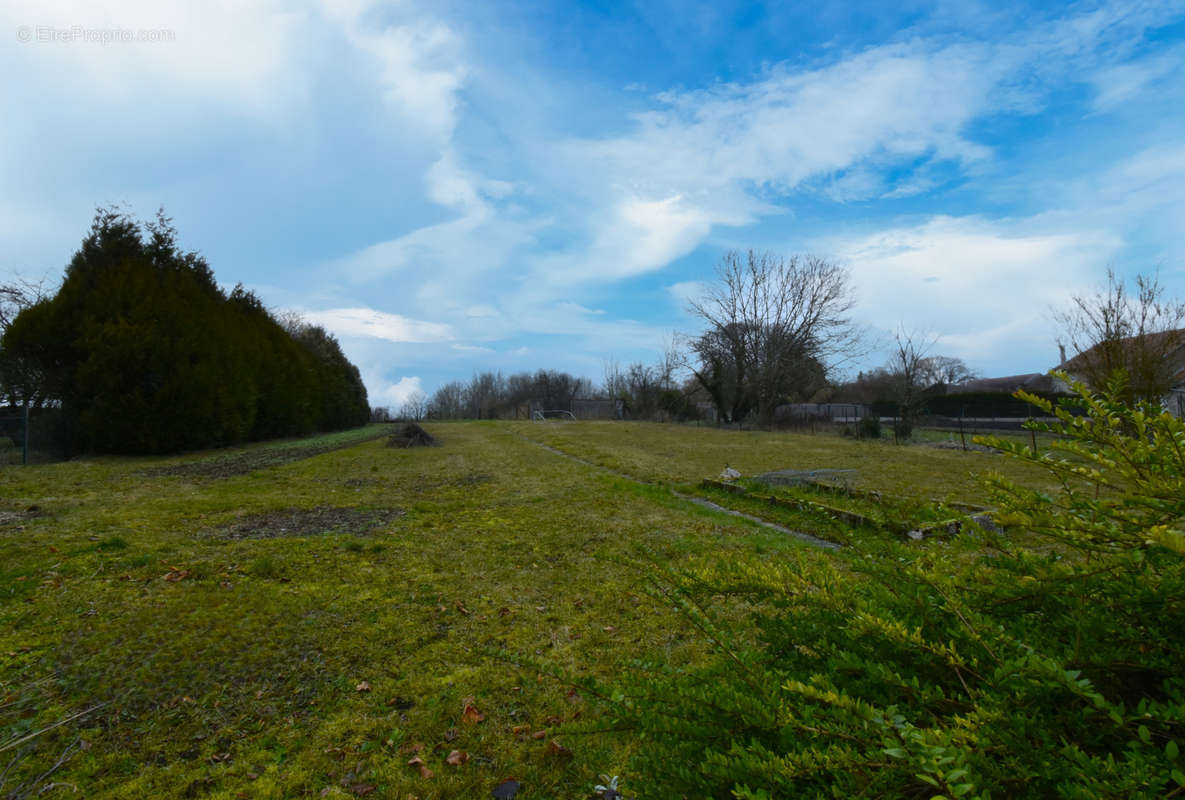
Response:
0,209,370,455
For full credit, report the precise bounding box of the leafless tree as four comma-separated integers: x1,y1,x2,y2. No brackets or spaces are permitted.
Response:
0,277,50,336
1053,268,1185,405
887,328,935,441
687,250,862,423
398,390,429,421
917,355,977,388
602,358,627,400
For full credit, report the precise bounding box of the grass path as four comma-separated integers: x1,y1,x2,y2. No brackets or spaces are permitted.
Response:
1,422,827,799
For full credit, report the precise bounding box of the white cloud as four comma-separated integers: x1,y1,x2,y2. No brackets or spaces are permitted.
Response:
302,307,453,343
667,280,706,306
816,215,1124,371
1091,48,1184,111
371,375,425,408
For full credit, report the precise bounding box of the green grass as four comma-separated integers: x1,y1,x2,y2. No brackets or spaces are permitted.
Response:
0,420,1056,798
510,420,1059,503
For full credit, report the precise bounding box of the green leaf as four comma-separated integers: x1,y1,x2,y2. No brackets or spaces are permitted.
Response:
883,747,907,759
1138,725,1152,744
917,774,941,788
1167,740,1179,760
1173,770,1185,788
953,783,976,797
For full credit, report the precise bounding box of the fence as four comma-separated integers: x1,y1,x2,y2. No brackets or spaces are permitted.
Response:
0,407,66,465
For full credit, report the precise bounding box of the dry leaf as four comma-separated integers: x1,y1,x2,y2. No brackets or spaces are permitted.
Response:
350,784,376,796
163,569,189,582
546,739,573,758
418,765,434,780
445,750,468,765
531,730,546,740
511,724,530,735
461,703,485,724
355,681,371,692
455,601,471,615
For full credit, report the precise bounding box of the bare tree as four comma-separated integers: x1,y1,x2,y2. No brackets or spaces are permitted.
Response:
1053,268,1185,405
917,355,977,388
886,328,935,441
398,390,428,421
0,277,50,336
688,250,861,423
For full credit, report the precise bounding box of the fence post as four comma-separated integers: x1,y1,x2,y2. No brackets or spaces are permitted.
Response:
959,405,967,451
22,402,29,466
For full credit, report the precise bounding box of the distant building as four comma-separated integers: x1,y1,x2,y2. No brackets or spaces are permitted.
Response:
1055,330,1185,417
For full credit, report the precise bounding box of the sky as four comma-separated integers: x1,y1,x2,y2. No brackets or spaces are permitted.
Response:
3,0,1185,409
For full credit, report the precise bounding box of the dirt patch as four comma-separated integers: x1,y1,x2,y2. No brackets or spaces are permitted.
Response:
0,505,43,528
146,431,389,480
207,506,404,540
927,440,999,454
387,423,436,449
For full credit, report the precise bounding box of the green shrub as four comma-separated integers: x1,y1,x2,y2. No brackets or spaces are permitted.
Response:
584,375,1185,798
857,414,881,440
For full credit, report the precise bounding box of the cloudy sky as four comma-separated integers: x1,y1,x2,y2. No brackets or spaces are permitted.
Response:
3,0,1185,407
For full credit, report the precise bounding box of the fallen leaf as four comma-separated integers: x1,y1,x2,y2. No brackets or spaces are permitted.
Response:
511,724,530,735
443,727,458,741
491,779,521,799
350,784,376,796
547,739,573,759
455,601,471,615
408,756,425,767
497,607,511,617
565,688,583,705
545,715,563,726
418,765,434,780
356,681,371,692
531,730,546,740
445,750,469,765
163,569,189,582
461,703,485,724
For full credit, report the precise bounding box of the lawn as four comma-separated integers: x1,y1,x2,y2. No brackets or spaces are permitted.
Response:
0,421,1049,798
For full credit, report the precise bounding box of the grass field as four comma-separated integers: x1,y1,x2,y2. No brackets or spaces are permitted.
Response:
0,421,1060,798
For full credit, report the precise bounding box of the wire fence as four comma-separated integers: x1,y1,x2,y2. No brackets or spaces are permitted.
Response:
0,408,66,465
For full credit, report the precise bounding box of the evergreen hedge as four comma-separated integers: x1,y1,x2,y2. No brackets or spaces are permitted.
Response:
0,209,369,454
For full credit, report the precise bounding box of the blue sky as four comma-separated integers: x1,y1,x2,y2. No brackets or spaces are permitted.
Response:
3,0,1185,408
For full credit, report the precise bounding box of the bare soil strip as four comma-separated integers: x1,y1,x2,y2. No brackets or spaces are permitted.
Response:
206,506,405,540
144,429,390,480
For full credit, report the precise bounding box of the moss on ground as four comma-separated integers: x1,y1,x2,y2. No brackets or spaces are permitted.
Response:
0,422,834,799
0,420,1061,798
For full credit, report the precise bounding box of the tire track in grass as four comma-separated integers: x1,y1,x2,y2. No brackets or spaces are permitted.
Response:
510,428,841,550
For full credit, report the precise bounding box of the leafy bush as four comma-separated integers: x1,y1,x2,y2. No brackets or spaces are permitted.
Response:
857,414,881,440
584,375,1185,798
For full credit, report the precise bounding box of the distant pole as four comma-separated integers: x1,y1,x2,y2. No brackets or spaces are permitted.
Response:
1030,416,1038,453
22,402,29,466
959,405,967,451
